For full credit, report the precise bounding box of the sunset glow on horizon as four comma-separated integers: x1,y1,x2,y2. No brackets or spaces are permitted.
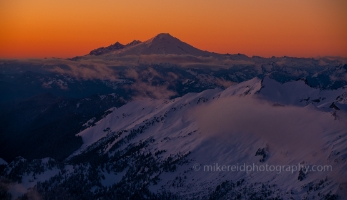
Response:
1,0,346,58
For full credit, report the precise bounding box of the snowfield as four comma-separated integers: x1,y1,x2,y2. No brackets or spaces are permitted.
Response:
3,77,347,199
69,77,347,198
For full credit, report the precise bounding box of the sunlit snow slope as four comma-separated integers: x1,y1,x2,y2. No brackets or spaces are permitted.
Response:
70,77,347,198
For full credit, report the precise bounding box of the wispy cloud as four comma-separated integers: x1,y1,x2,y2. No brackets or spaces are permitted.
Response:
194,96,347,159
125,67,177,99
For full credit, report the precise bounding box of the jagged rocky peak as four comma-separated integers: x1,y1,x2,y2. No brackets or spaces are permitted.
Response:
110,42,125,48
89,40,142,56
89,42,125,55
126,40,141,46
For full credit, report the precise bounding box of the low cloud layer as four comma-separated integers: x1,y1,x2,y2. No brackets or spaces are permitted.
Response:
124,67,177,99
194,97,347,158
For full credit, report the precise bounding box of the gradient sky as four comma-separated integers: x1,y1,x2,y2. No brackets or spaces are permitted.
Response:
1,0,346,58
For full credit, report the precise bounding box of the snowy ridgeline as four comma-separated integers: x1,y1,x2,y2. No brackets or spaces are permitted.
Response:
1,77,347,199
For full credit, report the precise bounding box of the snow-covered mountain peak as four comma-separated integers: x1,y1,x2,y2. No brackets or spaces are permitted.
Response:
86,33,213,57
152,33,173,39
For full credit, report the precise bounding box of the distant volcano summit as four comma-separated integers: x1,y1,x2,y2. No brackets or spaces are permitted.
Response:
88,33,212,57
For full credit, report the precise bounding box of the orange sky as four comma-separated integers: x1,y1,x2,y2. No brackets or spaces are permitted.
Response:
1,0,346,58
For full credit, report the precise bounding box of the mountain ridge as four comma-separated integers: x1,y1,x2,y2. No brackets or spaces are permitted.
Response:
89,40,142,56
2,77,346,199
